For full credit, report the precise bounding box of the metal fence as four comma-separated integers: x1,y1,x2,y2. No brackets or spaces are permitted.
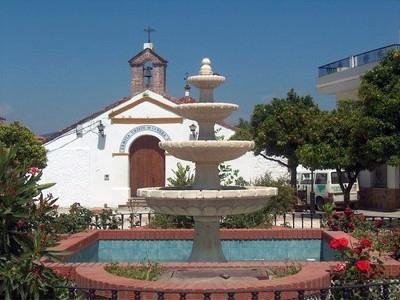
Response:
50,279,400,300
89,212,400,230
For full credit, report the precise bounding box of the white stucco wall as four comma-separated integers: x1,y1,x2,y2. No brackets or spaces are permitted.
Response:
41,90,287,208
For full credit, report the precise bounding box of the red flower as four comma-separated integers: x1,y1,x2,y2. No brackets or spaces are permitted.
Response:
354,246,362,255
359,238,372,248
355,260,372,273
347,223,355,231
334,262,346,272
330,238,349,249
333,212,342,219
29,167,40,175
375,219,383,228
331,225,339,231
344,207,353,216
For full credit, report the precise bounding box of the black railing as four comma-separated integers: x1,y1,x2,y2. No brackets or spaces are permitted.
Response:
51,279,400,300
318,44,400,77
89,212,400,230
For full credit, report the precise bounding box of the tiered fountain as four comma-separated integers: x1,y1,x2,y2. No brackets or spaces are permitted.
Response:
138,58,277,262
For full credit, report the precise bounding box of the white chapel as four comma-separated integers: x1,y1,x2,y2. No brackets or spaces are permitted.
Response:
41,40,287,208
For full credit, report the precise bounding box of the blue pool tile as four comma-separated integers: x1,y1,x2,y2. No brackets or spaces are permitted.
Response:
67,238,337,263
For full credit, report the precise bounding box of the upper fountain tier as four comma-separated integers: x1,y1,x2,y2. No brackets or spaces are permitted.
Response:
173,103,238,123
187,58,225,102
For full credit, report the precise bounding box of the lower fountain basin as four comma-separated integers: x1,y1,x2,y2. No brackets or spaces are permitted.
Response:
137,186,277,216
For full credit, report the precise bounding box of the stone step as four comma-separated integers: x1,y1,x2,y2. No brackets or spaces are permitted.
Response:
118,197,148,209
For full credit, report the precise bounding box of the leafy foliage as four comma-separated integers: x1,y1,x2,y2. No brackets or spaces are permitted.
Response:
330,237,383,285
359,49,400,166
230,118,252,141
235,89,320,187
53,203,94,234
0,146,70,299
105,261,163,281
167,162,194,187
94,208,122,229
219,163,248,186
221,173,295,228
298,52,400,205
299,100,384,205
0,122,47,170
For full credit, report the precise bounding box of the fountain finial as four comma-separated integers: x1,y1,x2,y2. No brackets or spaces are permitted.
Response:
199,58,213,75
188,57,225,102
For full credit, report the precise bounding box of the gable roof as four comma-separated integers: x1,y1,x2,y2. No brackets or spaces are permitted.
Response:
128,48,168,66
42,92,237,143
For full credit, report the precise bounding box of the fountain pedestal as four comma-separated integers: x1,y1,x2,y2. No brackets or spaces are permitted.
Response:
190,216,226,262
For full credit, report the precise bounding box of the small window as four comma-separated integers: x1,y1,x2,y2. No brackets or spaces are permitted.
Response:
331,172,349,184
315,173,327,184
374,165,387,188
300,173,311,184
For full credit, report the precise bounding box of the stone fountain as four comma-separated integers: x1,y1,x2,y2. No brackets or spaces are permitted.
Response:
138,58,277,262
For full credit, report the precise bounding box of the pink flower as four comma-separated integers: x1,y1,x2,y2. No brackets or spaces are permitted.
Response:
334,262,346,272
29,167,40,175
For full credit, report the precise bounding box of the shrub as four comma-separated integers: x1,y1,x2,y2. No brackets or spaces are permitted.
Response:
221,173,295,228
94,208,122,229
105,261,163,281
0,121,47,170
53,203,94,234
167,162,194,187
329,236,383,298
326,207,373,233
0,146,70,299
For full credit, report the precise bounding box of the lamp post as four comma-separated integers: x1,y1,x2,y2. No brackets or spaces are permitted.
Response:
97,121,105,137
189,123,197,140
310,169,315,215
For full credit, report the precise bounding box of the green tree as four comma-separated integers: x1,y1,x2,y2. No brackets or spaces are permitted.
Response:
359,49,400,165
241,89,320,187
230,118,252,141
298,100,381,206
0,122,47,169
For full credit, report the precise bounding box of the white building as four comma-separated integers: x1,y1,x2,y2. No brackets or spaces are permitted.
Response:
41,42,287,208
316,44,400,211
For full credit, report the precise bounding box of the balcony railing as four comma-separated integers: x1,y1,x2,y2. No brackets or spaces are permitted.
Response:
318,44,400,77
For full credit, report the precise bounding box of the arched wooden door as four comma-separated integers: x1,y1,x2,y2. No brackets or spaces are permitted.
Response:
129,135,165,196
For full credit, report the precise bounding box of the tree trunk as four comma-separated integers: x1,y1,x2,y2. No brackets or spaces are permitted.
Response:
289,165,297,188
343,190,350,207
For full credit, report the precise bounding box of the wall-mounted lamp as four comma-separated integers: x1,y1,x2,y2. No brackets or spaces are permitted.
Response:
97,121,105,137
189,123,197,139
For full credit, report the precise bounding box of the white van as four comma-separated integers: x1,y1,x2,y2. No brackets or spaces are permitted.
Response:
297,170,359,210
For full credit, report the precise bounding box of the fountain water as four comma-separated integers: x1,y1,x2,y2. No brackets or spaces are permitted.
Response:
138,58,277,262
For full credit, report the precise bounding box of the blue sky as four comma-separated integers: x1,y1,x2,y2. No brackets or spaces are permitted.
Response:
1,0,399,134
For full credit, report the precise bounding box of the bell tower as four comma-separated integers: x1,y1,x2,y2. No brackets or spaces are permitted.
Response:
128,27,168,96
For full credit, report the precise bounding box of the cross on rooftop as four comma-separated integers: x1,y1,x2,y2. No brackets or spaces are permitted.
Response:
144,26,155,43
